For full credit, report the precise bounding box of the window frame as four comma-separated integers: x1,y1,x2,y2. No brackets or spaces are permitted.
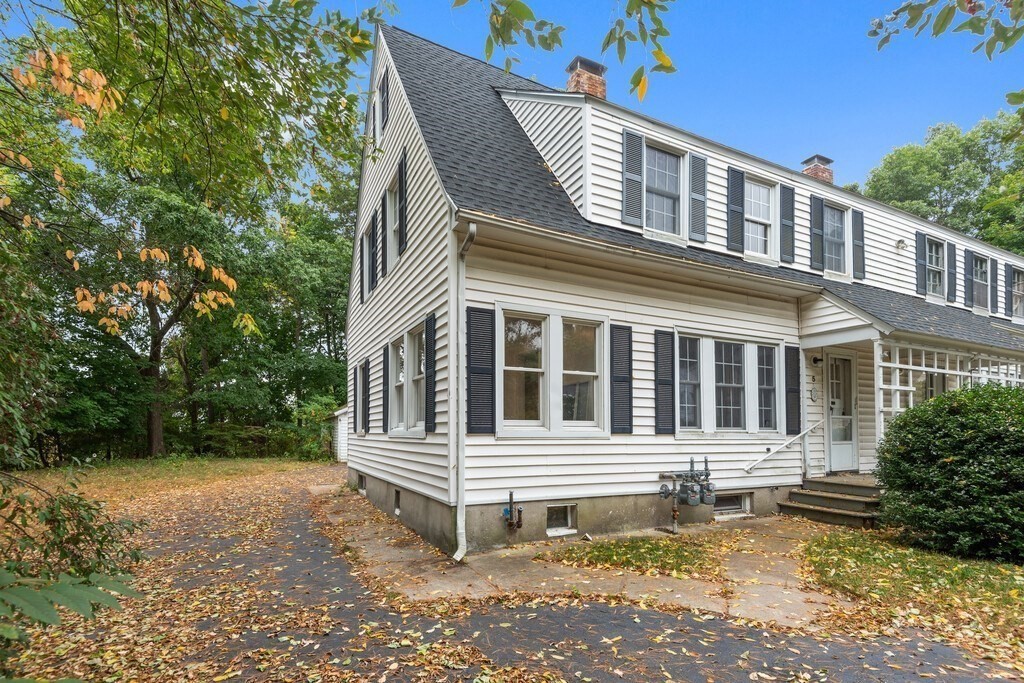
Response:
822,202,848,275
677,335,701,430
643,144,683,236
1013,267,1024,319
385,176,401,271
974,256,990,311
925,237,945,299
673,329,784,437
743,176,776,260
495,303,610,439
387,324,427,439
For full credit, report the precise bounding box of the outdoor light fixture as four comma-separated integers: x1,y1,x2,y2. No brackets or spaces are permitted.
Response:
895,239,908,250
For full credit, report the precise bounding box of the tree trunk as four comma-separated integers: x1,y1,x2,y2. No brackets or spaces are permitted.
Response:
143,346,165,458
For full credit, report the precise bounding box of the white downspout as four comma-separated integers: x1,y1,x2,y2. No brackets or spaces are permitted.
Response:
451,221,478,562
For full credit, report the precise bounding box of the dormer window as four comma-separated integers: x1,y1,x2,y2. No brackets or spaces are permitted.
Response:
744,179,772,256
823,205,846,273
1014,269,1024,317
926,237,945,297
645,146,681,234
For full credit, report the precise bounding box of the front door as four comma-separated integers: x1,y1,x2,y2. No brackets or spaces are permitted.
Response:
827,355,857,472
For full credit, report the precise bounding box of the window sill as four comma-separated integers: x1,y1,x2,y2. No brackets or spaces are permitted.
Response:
822,270,852,283
925,294,947,305
743,253,779,267
643,228,688,247
546,528,578,538
973,306,991,317
674,430,782,440
388,427,426,440
495,427,610,440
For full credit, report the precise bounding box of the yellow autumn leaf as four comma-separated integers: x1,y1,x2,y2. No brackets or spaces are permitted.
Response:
220,107,229,120
637,75,649,102
652,49,672,68
0,195,11,208
116,249,123,260
65,249,74,260
22,214,31,227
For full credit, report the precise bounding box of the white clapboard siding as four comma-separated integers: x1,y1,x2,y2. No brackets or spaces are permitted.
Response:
581,102,1024,324
346,34,453,504
856,349,878,472
463,245,804,505
502,94,586,213
803,350,826,478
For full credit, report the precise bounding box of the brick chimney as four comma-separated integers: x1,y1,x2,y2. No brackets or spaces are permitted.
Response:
566,56,607,99
801,154,834,184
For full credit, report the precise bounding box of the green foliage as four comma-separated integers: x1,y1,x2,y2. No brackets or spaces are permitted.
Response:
876,383,1024,562
863,113,1018,234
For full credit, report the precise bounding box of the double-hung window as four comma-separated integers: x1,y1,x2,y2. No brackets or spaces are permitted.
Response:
744,180,772,256
678,336,701,429
499,308,606,434
562,321,599,424
926,238,945,297
823,205,846,273
503,314,545,424
386,181,400,270
389,325,426,435
715,341,745,430
645,146,680,234
974,257,990,309
757,345,776,430
1013,268,1024,317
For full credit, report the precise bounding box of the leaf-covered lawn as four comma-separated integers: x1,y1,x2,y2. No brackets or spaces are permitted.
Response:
545,531,741,582
21,457,313,504
804,530,1024,671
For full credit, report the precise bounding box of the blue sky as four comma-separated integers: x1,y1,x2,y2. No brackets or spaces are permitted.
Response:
329,0,1024,186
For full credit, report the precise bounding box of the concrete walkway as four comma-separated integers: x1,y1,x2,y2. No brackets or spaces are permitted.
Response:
316,484,845,629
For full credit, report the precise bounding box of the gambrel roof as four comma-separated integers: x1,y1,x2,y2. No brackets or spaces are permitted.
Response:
381,24,1024,355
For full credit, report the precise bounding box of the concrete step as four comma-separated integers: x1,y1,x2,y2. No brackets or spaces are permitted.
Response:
802,478,881,498
778,500,878,529
789,489,880,513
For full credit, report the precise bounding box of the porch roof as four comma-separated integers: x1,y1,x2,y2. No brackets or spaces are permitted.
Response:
381,24,1024,358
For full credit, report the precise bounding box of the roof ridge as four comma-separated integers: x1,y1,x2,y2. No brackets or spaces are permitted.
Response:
380,23,555,93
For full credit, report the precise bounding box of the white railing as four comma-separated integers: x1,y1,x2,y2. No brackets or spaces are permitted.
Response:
742,419,825,474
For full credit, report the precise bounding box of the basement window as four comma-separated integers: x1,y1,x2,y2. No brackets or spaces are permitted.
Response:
714,493,750,517
394,490,401,517
546,504,577,537
357,474,367,494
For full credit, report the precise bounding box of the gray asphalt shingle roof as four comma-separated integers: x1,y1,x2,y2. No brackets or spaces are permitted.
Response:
381,24,1024,356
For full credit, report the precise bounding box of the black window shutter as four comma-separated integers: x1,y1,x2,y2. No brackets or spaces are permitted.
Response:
964,249,975,307
852,210,865,279
380,193,388,279
352,365,360,433
621,129,645,227
466,307,495,434
809,195,824,270
381,345,389,432
654,329,675,434
365,359,372,432
1006,262,1014,317
369,211,379,291
424,312,437,433
380,69,389,131
785,345,801,436
397,150,408,255
609,324,633,434
947,242,957,302
780,185,795,264
688,155,707,242
914,232,927,295
358,236,365,304
990,258,999,314
726,167,745,252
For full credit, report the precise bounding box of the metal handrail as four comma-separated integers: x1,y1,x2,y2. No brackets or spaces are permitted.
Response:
742,419,825,473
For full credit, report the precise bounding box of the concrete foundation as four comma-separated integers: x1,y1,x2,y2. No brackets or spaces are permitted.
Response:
348,468,788,555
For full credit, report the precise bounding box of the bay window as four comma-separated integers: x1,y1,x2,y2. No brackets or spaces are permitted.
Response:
498,307,606,435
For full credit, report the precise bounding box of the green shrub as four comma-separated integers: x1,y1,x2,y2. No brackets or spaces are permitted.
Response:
876,383,1024,562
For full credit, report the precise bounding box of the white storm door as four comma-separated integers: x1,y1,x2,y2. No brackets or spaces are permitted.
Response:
827,355,857,472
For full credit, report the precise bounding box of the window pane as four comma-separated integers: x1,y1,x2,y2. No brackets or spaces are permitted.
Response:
504,370,541,421
757,345,776,430
563,322,597,372
646,147,679,193
927,239,944,268
504,316,543,369
1014,270,1024,316
744,181,771,222
715,341,745,430
824,206,846,273
974,259,989,308
645,146,680,233
562,373,596,421
744,220,768,255
678,336,701,429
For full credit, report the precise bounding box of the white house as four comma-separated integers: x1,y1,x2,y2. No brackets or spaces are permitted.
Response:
346,25,1024,557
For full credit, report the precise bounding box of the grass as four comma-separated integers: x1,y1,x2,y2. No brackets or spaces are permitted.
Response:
804,530,1024,667
16,456,318,504
547,531,738,581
